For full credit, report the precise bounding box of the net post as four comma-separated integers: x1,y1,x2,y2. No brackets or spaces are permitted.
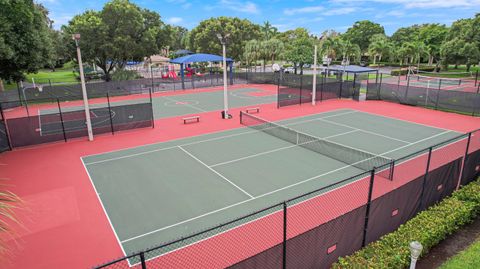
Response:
457,132,472,190
56,98,67,142
282,201,287,269
362,169,376,247
418,147,433,211
239,111,243,124
106,92,114,134
389,159,395,181
139,252,147,269
277,75,280,108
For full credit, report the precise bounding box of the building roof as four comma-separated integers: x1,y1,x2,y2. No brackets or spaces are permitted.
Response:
170,53,233,64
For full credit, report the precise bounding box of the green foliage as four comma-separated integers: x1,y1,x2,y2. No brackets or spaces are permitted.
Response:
284,37,314,74
188,17,261,61
332,179,480,269
111,69,140,81
0,0,55,83
368,34,392,64
62,0,170,81
343,20,385,53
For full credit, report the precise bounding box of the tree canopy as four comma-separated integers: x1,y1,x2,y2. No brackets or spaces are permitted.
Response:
62,0,170,80
343,20,385,53
188,17,261,61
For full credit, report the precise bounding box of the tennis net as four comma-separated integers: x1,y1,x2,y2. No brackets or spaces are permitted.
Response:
240,111,393,177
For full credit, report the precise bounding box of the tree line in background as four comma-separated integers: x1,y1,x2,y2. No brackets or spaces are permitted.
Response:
1,0,480,90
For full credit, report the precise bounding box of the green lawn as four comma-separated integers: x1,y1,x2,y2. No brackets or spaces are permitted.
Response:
439,237,480,269
25,61,78,84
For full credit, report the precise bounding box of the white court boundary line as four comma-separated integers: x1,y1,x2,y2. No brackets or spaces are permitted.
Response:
178,146,254,199
119,129,454,244
80,158,129,261
84,110,357,165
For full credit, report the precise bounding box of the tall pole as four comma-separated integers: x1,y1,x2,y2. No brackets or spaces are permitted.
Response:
312,45,317,105
218,33,230,119
222,42,228,117
73,34,93,141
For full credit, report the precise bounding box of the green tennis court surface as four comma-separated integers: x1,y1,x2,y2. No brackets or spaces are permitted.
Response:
81,109,460,258
39,87,275,121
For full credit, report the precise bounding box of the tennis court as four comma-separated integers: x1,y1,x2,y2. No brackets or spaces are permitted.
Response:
384,75,479,92
81,108,460,262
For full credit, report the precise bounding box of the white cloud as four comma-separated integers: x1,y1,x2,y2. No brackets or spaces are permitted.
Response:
284,5,324,15
323,7,356,15
329,0,480,9
219,0,260,14
167,17,184,24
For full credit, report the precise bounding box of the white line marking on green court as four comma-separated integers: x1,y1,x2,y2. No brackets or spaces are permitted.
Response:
162,95,207,112
317,117,411,144
80,158,128,258
355,109,453,132
118,128,454,245
210,129,360,168
83,110,355,165
178,145,254,199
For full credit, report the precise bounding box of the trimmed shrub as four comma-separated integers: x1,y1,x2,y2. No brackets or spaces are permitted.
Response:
332,179,480,269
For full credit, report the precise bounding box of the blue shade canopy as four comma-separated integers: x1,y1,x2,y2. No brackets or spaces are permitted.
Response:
170,53,233,64
323,65,377,73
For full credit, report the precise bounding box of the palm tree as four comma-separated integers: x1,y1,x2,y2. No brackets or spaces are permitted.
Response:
368,35,391,65
398,42,416,66
263,38,284,63
412,41,427,71
339,40,361,63
260,21,278,40
244,40,261,71
321,37,340,66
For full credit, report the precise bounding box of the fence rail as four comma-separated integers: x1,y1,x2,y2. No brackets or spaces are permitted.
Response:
93,125,480,269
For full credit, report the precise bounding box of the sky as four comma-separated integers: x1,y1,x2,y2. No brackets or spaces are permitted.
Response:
40,0,480,35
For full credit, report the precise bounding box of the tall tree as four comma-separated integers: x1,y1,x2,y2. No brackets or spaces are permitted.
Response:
284,37,314,74
244,39,261,70
260,21,278,40
338,39,361,64
368,34,391,64
418,24,448,66
343,20,385,54
188,17,261,61
63,0,170,81
0,0,55,90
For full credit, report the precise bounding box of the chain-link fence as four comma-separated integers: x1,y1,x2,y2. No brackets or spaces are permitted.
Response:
367,74,480,116
94,127,480,269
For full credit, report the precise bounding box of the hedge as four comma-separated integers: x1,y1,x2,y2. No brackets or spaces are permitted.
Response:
332,179,480,269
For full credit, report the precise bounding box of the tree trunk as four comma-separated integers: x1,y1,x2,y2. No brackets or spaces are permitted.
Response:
373,55,376,65
0,79,4,92
263,59,266,72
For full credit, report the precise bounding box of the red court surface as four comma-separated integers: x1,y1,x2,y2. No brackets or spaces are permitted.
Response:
1,90,480,268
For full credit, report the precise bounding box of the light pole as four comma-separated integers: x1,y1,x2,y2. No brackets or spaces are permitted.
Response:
217,33,230,119
409,241,423,269
312,45,317,105
72,34,93,141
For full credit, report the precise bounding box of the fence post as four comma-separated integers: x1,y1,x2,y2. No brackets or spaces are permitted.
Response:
418,147,433,211
377,73,383,99
56,98,67,142
106,93,114,134
282,202,287,269
140,252,147,269
299,75,303,105
277,75,281,109
362,169,376,247
320,72,325,101
404,75,410,102
456,132,472,190
150,65,155,93
434,80,442,110
16,82,24,107
475,70,479,87
0,103,12,151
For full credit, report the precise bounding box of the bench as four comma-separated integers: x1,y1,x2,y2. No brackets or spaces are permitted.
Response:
245,107,260,114
183,116,200,124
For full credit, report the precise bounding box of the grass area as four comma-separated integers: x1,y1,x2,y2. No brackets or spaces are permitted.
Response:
417,65,479,79
439,237,480,269
25,61,78,84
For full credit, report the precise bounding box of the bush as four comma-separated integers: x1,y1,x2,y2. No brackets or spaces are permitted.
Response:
332,179,480,269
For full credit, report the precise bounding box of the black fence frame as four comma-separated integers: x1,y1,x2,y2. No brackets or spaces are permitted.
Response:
92,120,480,269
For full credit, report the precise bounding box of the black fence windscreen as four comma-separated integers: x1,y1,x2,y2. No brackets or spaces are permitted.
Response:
0,105,10,152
